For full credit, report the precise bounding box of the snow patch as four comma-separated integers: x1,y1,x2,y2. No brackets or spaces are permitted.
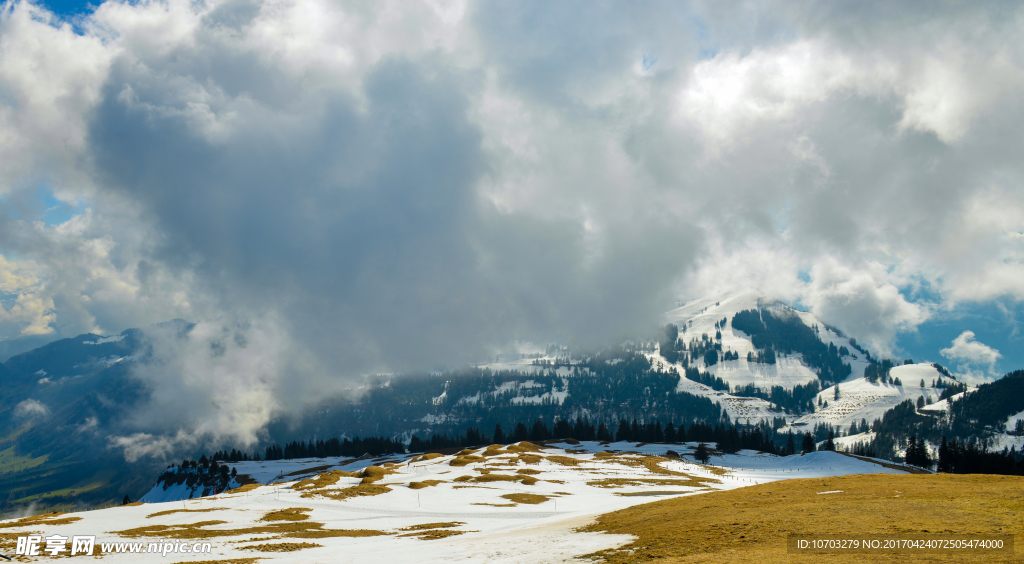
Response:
83,334,125,345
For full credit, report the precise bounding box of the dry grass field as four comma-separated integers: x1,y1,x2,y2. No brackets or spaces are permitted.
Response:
580,473,1024,563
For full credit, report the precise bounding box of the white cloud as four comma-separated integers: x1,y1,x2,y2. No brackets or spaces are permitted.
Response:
802,259,929,357
0,255,55,336
121,316,323,449
0,0,112,196
1,0,1024,450
940,330,1001,370
75,416,99,434
108,430,196,463
13,398,49,418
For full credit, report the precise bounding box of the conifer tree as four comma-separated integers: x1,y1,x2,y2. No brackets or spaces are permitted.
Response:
513,422,530,442
530,419,548,442
785,432,796,456
616,419,631,442
801,432,816,453
664,422,676,443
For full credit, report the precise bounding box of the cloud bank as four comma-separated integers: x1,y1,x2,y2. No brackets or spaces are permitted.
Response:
2,0,1024,452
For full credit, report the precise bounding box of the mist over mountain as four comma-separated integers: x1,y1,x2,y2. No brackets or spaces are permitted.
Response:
3,0,1024,517
3,289,1022,516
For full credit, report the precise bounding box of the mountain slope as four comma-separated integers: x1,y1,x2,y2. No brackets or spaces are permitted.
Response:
0,329,165,514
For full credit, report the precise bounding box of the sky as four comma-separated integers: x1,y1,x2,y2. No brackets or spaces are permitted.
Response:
2,0,1024,450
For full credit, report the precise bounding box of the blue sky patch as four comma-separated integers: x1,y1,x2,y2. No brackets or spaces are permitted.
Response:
37,0,98,18
0,184,86,226
895,299,1024,378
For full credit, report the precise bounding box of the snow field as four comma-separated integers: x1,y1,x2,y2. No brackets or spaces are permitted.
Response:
791,364,950,433
13,441,911,564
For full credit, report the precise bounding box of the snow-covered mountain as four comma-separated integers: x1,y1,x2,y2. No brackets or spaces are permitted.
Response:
349,288,964,443
3,290,1017,518
654,289,956,432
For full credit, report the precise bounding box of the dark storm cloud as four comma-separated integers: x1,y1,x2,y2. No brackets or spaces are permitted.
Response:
2,0,1024,449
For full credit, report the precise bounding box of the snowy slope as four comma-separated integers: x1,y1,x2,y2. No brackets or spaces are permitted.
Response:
663,288,868,388
12,441,910,564
393,289,965,433
661,290,976,431
790,364,949,432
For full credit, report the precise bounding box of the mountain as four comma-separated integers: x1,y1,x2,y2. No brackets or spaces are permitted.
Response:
274,288,1021,464
2,291,1022,516
280,289,946,436
0,327,179,515
660,290,953,431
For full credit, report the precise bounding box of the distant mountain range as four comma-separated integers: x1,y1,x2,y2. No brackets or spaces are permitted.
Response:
2,291,1022,516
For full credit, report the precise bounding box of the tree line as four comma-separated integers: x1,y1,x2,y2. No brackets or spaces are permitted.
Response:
731,308,852,384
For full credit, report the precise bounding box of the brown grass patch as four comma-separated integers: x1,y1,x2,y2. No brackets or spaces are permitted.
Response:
398,529,468,540
516,468,541,475
692,463,730,476
289,529,387,539
471,502,516,507
293,467,395,501
293,470,357,491
580,473,1024,563
147,507,224,519
0,512,81,529
485,457,520,466
259,508,310,522
449,455,484,467
321,483,392,500
546,455,582,466
241,541,321,552
226,483,262,494
359,465,394,483
0,531,40,553
592,452,728,480
113,517,386,540
505,441,546,452
587,477,708,489
411,452,445,463
408,480,445,489
481,445,507,457
500,493,552,505
399,522,465,531
545,479,566,484
453,473,537,486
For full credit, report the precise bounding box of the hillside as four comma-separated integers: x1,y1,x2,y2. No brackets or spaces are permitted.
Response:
279,289,921,442
583,472,1022,563
3,290,1023,517
0,325,190,514
1,440,914,562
